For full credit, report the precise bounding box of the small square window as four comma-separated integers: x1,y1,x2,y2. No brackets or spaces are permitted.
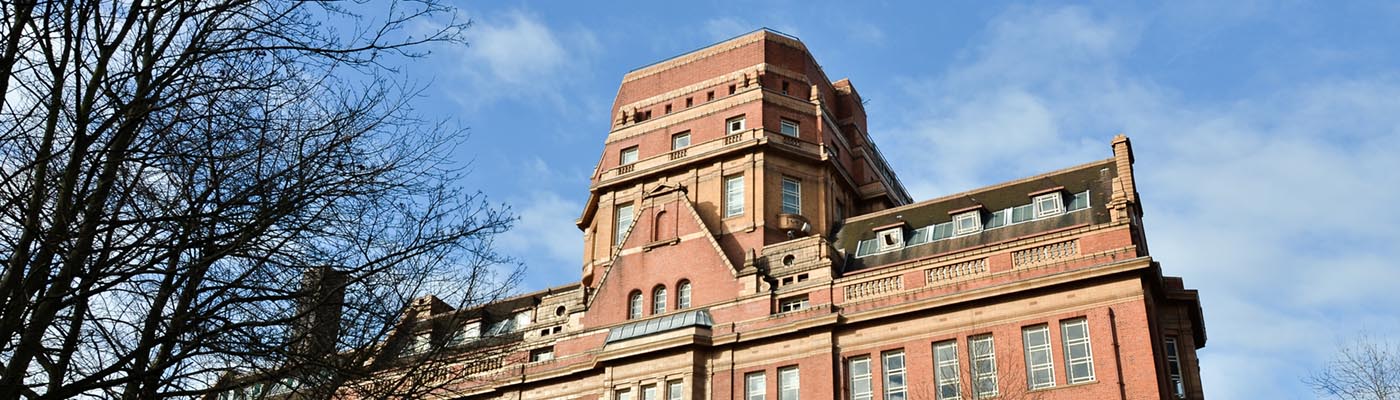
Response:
707,91,715,101
876,228,904,252
1034,193,1064,217
729,84,737,94
954,211,982,235
620,146,639,165
727,116,746,134
672,132,691,150
780,119,799,137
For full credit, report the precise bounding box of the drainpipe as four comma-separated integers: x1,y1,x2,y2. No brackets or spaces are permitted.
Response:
1109,307,1127,400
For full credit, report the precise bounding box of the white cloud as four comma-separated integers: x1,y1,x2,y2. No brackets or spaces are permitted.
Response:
449,10,599,110
878,5,1400,398
493,158,585,288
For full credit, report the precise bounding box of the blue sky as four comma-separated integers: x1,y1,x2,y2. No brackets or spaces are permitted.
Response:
396,1,1400,397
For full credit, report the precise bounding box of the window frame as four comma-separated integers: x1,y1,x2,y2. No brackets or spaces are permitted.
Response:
779,366,800,400
933,340,961,400
668,379,685,400
620,146,639,165
627,290,643,320
615,202,634,246
1061,318,1096,384
652,286,667,315
780,119,800,137
727,116,746,135
724,175,745,218
953,211,982,236
616,387,633,400
778,295,808,313
882,350,907,400
848,356,873,400
1033,193,1064,218
672,131,691,150
529,346,554,362
969,334,999,398
1166,336,1186,398
677,280,692,309
781,177,801,215
1023,324,1056,390
745,371,767,400
641,384,658,400
876,228,904,253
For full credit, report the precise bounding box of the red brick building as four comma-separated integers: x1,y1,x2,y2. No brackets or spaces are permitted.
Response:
393,29,1206,400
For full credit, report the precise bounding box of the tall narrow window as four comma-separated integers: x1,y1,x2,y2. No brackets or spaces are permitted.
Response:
627,291,642,320
883,350,907,400
1061,318,1095,384
781,177,801,214
652,286,667,315
933,341,960,400
781,80,790,95
621,146,639,165
848,357,873,400
780,119,799,137
779,366,799,400
668,379,684,400
746,372,766,400
1023,325,1056,390
615,203,634,246
642,384,658,400
969,334,999,398
672,131,691,150
727,116,746,134
725,175,744,217
677,280,692,309
1165,336,1186,398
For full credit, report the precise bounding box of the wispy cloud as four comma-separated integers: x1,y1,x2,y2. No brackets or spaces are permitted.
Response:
878,5,1400,398
494,158,586,289
448,10,600,110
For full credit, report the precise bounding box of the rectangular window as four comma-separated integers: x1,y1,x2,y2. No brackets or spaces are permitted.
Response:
615,203,634,246
855,239,879,258
1034,193,1064,217
672,131,691,150
969,335,999,398
728,116,746,134
746,372,766,400
780,119,800,137
1166,336,1185,398
665,104,673,114
930,222,954,241
708,91,715,101
529,346,554,362
781,177,801,214
1023,325,1056,390
1068,190,1091,211
617,388,633,400
876,228,904,252
778,296,808,313
905,226,931,246
953,211,981,235
686,97,693,107
933,341,961,400
848,357,873,400
1010,204,1035,224
621,146,639,165
642,384,658,400
668,379,684,400
781,80,790,95
729,84,737,94
1062,318,1095,384
985,209,1008,229
779,366,800,400
883,350,907,400
725,175,745,217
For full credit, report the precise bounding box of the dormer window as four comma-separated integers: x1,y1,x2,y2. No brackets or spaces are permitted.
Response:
876,227,904,252
1034,192,1064,217
953,211,982,235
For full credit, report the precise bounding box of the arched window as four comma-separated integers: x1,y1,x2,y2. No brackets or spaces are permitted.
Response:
677,280,692,309
628,290,642,320
652,286,667,315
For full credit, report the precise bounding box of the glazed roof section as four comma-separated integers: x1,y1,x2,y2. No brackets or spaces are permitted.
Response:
835,158,1118,272
605,309,714,344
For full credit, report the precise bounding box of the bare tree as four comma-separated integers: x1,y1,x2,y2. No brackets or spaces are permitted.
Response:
1306,333,1400,400
0,1,520,399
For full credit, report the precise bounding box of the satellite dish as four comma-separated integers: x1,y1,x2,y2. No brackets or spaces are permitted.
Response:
800,222,811,234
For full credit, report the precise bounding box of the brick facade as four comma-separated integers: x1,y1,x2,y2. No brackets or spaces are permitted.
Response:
372,29,1207,400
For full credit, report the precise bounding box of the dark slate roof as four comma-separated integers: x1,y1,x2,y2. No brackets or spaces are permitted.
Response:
605,310,714,344
835,159,1118,273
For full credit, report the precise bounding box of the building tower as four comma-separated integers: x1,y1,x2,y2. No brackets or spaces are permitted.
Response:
319,29,1208,400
